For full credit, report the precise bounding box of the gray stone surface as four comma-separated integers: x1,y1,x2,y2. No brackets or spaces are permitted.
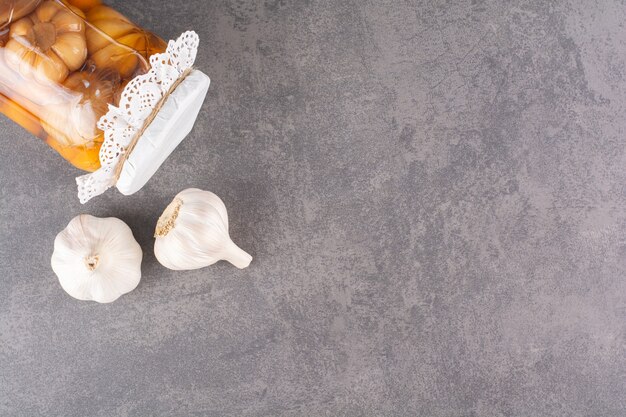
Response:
1,0,625,415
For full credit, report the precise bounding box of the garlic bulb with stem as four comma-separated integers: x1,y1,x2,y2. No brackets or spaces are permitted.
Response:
51,214,142,303
154,188,252,270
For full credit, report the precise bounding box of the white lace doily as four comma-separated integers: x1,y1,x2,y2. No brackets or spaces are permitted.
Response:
76,31,200,204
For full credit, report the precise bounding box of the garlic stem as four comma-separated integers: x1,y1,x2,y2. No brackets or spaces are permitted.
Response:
223,239,253,269
84,255,100,271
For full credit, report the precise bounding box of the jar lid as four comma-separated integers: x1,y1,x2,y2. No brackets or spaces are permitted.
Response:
76,31,205,203
116,70,210,195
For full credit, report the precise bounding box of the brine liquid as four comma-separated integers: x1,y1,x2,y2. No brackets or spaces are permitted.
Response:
0,0,166,171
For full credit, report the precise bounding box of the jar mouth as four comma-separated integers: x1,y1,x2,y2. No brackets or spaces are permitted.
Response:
113,69,211,199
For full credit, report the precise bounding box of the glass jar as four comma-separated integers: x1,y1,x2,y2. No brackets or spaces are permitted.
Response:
0,0,167,171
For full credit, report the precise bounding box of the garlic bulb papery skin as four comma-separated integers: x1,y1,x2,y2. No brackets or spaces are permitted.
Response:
154,189,252,270
51,215,143,303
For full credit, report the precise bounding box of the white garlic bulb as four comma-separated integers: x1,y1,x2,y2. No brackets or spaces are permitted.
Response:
154,188,252,270
51,215,143,303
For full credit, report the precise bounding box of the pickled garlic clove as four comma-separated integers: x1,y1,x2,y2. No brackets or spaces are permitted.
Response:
52,32,87,71
34,1,60,22
89,40,143,79
8,17,32,37
34,49,69,84
85,4,165,76
63,0,102,11
85,5,135,54
85,4,130,24
85,18,135,53
0,0,40,27
51,7,86,33
5,1,87,84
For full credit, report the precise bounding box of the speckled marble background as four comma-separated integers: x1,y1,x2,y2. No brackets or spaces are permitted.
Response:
1,0,625,416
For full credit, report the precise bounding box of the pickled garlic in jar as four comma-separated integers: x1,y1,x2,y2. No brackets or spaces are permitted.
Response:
0,0,166,171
